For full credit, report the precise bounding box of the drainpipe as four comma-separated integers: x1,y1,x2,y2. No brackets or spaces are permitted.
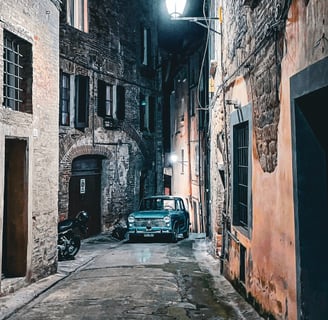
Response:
219,3,229,275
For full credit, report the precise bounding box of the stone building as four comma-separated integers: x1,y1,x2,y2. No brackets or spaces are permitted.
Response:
209,0,328,318
160,1,210,236
0,0,61,294
164,47,210,234
58,0,163,236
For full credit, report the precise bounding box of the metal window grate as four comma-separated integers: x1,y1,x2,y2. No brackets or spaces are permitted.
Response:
3,35,23,111
235,122,249,227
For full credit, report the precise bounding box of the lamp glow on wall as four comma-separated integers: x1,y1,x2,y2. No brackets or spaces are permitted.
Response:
165,0,221,34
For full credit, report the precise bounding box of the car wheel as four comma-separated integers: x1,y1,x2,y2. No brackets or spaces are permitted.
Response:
171,225,179,243
129,234,137,243
183,220,190,238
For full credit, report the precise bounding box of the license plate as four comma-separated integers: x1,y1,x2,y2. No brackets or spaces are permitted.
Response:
144,233,154,237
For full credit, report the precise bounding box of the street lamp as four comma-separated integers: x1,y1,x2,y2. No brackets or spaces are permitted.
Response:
165,0,187,18
165,0,221,34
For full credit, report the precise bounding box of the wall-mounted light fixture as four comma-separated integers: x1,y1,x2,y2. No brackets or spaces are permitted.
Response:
165,0,221,34
225,99,241,109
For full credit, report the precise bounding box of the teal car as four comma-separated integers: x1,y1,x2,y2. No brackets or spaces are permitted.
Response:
127,196,190,242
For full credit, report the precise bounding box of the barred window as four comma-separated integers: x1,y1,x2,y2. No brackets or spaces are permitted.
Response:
234,122,249,227
3,31,32,113
231,104,252,235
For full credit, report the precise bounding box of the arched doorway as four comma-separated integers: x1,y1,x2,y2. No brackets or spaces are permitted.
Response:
69,155,103,237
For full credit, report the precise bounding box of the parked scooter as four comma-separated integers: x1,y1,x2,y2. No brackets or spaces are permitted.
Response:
57,210,89,260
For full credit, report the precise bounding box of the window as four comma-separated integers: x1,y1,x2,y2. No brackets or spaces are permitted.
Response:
181,149,185,174
60,73,70,125
141,26,151,66
97,81,125,121
98,81,113,118
75,75,89,129
231,104,252,234
3,31,32,113
67,0,89,32
98,80,125,120
239,244,246,283
140,94,155,132
234,122,249,227
195,144,199,176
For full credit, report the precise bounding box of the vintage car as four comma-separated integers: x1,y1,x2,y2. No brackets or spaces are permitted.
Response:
127,195,190,242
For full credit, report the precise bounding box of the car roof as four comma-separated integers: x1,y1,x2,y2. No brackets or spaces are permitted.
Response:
142,195,182,200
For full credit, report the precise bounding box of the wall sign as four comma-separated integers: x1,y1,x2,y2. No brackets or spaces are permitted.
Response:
80,178,86,194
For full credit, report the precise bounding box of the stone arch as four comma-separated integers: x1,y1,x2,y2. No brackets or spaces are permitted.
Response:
58,143,116,220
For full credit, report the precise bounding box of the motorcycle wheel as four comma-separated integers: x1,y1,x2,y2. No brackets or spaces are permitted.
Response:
67,235,81,258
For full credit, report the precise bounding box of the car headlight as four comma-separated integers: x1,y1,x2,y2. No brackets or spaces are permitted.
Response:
128,216,135,223
163,216,170,223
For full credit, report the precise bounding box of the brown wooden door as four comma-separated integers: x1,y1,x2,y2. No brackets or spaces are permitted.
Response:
3,139,28,277
69,174,101,237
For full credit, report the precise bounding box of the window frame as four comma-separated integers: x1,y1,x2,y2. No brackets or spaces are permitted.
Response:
3,30,32,113
140,94,155,132
67,0,89,32
231,103,253,238
60,72,71,126
141,25,151,66
74,75,89,129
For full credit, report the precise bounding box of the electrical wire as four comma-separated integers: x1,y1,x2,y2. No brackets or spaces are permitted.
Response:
196,0,211,111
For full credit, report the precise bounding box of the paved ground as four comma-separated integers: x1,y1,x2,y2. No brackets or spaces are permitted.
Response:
0,233,263,320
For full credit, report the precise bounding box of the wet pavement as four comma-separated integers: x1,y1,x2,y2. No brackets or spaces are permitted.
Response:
0,233,263,320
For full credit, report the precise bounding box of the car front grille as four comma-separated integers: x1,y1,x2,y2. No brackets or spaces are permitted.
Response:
134,218,166,228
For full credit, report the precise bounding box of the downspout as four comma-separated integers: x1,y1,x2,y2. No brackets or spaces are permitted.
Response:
219,3,229,275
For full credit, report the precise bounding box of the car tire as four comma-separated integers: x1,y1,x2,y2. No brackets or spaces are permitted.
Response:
129,234,137,243
171,225,179,243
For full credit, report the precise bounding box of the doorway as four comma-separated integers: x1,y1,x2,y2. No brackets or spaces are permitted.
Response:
291,57,328,318
2,139,28,278
69,156,102,237
193,200,199,233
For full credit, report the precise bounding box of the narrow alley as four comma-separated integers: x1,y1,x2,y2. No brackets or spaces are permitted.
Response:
1,235,263,320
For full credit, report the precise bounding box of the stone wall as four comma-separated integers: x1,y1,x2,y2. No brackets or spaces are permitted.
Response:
0,0,60,291
58,0,163,231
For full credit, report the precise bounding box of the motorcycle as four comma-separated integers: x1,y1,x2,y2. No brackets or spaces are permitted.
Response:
57,210,89,261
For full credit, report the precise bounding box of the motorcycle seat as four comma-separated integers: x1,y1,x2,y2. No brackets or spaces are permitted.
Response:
58,219,75,232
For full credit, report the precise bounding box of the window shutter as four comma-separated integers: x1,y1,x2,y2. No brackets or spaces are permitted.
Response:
141,24,145,64
149,96,155,132
75,75,89,129
140,93,145,130
97,80,106,117
116,85,125,120
147,28,151,66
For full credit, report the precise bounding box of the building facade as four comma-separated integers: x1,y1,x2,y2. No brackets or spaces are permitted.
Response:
58,0,163,236
164,46,210,234
209,0,328,319
160,0,211,237
0,0,61,294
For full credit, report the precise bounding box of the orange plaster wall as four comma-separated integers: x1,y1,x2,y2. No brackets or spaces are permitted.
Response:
226,1,328,318
227,73,297,319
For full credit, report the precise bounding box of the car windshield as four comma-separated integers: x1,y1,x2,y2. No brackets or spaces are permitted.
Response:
140,198,176,211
